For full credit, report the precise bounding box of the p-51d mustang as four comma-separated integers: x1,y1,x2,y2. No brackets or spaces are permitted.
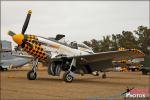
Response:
8,10,144,82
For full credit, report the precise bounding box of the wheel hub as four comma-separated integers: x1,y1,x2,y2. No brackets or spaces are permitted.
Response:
66,74,73,81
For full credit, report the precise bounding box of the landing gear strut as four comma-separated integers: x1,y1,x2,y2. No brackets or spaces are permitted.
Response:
63,58,76,82
27,59,38,80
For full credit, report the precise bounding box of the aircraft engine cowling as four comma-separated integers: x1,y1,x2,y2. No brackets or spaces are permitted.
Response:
22,39,48,61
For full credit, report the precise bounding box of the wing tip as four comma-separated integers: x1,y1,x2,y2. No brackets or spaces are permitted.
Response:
129,49,145,57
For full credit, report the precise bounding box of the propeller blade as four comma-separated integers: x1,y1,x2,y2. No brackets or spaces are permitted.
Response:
8,31,16,37
21,10,32,34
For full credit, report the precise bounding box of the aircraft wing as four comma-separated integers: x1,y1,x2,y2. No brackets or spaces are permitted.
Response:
51,49,144,73
0,58,32,68
12,54,34,59
65,49,145,63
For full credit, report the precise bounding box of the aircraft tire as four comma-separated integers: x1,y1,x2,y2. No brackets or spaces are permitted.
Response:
0,66,4,71
142,69,147,75
102,73,106,79
131,69,135,72
0,66,7,71
27,70,37,80
55,64,61,76
4,68,8,71
48,62,62,76
63,71,74,83
48,62,55,75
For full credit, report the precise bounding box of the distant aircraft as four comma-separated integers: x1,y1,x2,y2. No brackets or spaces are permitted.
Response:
8,10,144,82
0,51,32,71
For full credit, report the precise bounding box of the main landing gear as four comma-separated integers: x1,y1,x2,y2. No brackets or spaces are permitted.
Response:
92,71,107,79
27,59,38,80
63,58,76,83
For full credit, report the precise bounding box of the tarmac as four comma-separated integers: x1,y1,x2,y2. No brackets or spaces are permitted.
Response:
0,69,149,100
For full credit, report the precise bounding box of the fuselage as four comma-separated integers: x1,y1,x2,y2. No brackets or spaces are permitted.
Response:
37,36,93,56
21,34,94,61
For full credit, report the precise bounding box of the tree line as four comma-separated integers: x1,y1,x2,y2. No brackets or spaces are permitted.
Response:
83,26,150,55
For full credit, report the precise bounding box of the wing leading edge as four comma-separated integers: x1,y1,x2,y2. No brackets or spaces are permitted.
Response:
69,49,145,64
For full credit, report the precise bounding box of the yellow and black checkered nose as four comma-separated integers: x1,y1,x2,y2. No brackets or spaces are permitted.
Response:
22,35,48,61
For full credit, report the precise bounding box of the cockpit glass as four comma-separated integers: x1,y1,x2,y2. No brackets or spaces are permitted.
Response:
78,43,91,49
